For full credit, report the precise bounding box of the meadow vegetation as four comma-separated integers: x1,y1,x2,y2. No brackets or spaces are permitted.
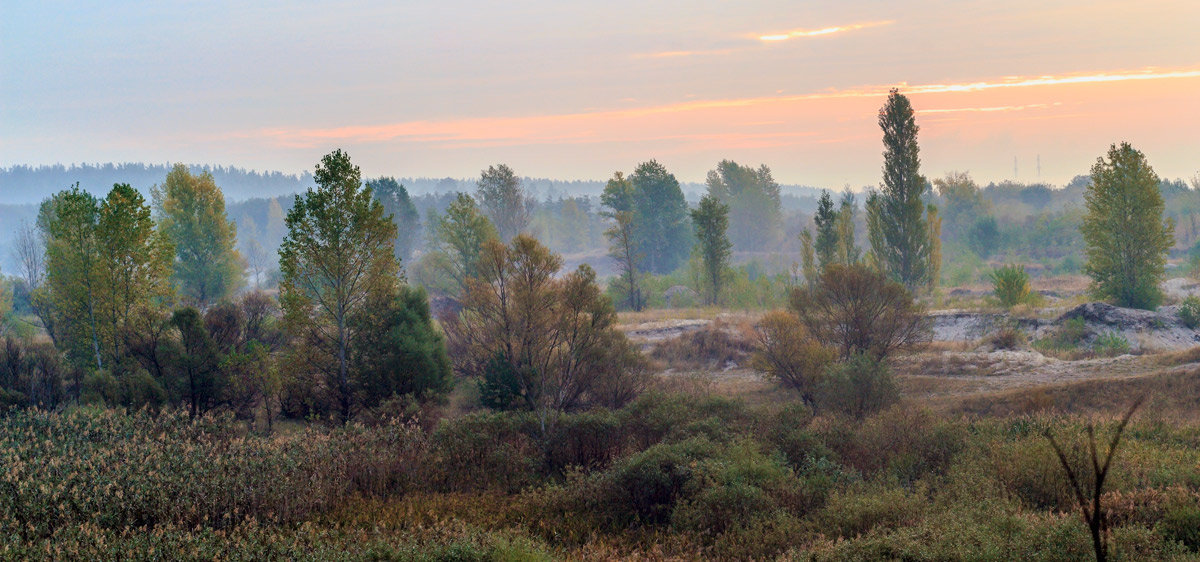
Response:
2,90,1198,560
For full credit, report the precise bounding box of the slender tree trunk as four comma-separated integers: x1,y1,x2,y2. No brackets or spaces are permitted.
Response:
337,308,349,424
86,284,102,370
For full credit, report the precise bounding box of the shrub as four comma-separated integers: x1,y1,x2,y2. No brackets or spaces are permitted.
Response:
1179,296,1200,329
984,321,1028,350
752,311,837,406
989,264,1033,308
791,263,930,361
565,436,807,535
817,353,898,419
1161,497,1200,550
651,321,754,370
1034,317,1090,356
1093,331,1131,357
427,411,540,492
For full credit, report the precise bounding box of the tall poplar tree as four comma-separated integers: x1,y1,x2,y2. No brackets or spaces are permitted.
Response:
1081,143,1174,309
690,195,733,306
278,149,399,422
154,164,243,307
867,89,938,292
813,190,838,268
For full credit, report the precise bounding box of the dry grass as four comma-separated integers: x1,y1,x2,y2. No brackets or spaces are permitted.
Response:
649,319,758,371
936,365,1200,419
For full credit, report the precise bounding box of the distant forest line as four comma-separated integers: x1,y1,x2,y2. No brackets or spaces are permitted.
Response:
2,161,1198,287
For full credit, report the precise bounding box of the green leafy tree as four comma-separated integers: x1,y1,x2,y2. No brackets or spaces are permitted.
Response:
350,284,452,408
601,172,643,311
629,160,691,274
39,185,104,369
690,195,732,306
476,164,529,241
867,89,938,292
933,171,989,237
40,184,173,373
834,190,861,265
278,149,399,423
428,193,499,295
814,190,838,268
168,307,222,417
95,183,174,371
1081,143,1174,309
705,160,782,250
153,164,243,307
367,176,421,264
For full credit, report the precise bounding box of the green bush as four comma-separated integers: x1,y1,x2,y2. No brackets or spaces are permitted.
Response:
1034,317,1089,355
1093,331,1131,357
1179,296,1200,329
817,353,898,420
989,263,1033,308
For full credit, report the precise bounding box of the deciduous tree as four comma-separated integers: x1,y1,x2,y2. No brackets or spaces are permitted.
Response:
367,176,421,264
790,263,930,361
1081,143,1174,309
278,149,399,423
690,195,732,306
629,160,691,274
867,89,938,292
705,160,782,250
476,164,529,241
153,164,243,307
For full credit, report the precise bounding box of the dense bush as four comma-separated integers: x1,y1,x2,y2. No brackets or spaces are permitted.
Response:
989,263,1033,308
1179,295,1200,329
817,353,899,420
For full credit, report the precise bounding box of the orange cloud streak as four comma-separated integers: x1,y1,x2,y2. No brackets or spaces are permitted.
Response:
242,67,1200,149
758,21,893,41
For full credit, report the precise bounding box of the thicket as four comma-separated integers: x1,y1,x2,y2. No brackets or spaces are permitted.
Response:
5,397,1200,559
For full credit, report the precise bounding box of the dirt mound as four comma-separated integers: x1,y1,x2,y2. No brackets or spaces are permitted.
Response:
1051,302,1200,351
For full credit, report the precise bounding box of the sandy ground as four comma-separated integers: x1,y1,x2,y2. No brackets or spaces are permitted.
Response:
620,284,1200,403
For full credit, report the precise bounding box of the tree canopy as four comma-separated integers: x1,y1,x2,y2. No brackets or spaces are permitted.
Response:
153,164,243,307
1081,142,1174,309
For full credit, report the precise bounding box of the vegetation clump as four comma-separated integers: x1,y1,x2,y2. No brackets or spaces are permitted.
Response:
990,263,1034,308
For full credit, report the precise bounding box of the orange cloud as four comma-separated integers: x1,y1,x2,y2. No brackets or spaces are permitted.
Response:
919,102,1063,114
632,49,734,59
757,21,893,41
240,66,1200,150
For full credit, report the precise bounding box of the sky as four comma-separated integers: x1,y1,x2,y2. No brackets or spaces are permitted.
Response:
2,0,1198,191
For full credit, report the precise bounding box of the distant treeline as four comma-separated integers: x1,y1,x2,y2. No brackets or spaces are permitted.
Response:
0,163,314,204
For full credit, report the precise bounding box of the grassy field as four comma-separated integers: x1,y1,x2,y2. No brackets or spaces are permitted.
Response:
7,289,1200,560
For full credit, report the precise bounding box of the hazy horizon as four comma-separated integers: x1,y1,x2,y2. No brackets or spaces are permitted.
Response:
3,1,1198,191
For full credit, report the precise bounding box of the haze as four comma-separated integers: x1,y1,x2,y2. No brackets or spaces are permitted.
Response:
3,0,1198,188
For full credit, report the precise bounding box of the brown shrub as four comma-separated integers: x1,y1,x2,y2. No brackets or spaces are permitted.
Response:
650,320,755,370
751,311,836,408
791,263,930,361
